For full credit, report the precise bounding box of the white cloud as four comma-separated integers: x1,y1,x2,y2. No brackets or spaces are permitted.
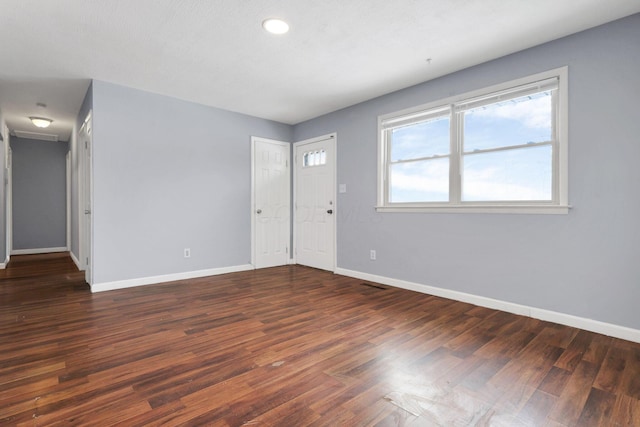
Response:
392,164,550,201
392,171,449,194
467,183,548,200
472,95,551,129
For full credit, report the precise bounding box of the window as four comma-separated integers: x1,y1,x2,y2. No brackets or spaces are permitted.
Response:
377,67,568,214
303,149,326,167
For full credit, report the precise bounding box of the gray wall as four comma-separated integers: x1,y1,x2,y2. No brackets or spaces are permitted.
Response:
11,137,69,250
293,14,640,330
91,80,292,284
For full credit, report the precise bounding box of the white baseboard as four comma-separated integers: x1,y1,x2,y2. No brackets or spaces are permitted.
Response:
69,251,81,270
11,247,68,255
91,264,255,293
335,267,640,344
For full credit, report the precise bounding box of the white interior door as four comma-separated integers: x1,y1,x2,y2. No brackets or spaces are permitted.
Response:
79,113,92,284
66,152,71,250
294,134,336,271
252,137,290,269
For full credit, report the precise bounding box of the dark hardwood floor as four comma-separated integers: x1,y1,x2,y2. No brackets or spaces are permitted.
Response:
1,253,639,426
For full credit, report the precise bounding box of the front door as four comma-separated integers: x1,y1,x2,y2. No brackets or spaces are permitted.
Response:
252,137,290,269
294,134,336,271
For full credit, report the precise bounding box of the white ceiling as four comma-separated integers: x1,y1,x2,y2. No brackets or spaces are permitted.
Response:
1,0,639,141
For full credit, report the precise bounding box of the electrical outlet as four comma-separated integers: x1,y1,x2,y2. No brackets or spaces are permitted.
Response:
184,248,191,258
370,250,376,260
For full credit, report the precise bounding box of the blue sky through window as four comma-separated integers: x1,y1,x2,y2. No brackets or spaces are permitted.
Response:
391,116,450,161
389,91,553,202
464,92,552,152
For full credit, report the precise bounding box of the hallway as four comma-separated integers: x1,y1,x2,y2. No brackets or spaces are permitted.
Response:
0,252,87,304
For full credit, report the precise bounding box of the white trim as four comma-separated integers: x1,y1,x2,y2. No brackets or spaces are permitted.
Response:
335,267,640,344
556,67,569,208
376,205,571,215
11,247,68,255
294,133,338,147
293,133,338,272
91,264,255,293
5,144,12,264
2,123,9,268
70,251,81,270
66,151,71,250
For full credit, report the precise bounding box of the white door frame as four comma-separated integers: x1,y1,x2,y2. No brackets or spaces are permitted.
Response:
293,132,337,272
79,111,93,284
250,136,291,268
4,127,11,265
66,151,71,251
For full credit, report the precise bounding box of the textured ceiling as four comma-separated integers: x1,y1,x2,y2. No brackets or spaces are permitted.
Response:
1,0,639,141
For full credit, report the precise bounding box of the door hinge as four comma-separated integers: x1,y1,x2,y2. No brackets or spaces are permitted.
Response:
286,247,289,254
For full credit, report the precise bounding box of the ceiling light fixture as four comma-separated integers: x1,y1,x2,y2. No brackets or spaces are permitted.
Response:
262,18,289,35
29,117,53,128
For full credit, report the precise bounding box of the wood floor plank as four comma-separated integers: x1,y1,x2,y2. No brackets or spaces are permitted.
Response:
554,329,594,372
593,343,627,394
538,366,572,397
619,342,640,400
548,360,599,425
473,328,537,359
518,389,558,426
1,253,639,426
611,394,640,427
458,356,510,392
583,333,613,366
576,387,616,427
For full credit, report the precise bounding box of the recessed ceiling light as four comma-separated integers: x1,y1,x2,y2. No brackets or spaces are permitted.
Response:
262,18,289,35
29,117,53,128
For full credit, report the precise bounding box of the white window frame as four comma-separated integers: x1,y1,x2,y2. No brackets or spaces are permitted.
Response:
377,67,569,214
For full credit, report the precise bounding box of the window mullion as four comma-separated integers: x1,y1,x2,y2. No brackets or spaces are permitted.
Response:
450,107,462,204
384,129,391,205
551,89,559,204
463,140,552,156
391,153,451,164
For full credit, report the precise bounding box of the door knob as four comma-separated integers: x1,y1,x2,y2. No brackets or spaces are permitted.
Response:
327,209,333,214
256,209,262,214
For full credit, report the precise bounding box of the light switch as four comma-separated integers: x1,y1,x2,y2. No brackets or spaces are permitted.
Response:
339,184,347,193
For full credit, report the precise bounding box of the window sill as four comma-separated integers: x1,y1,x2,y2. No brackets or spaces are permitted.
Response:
375,205,571,215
